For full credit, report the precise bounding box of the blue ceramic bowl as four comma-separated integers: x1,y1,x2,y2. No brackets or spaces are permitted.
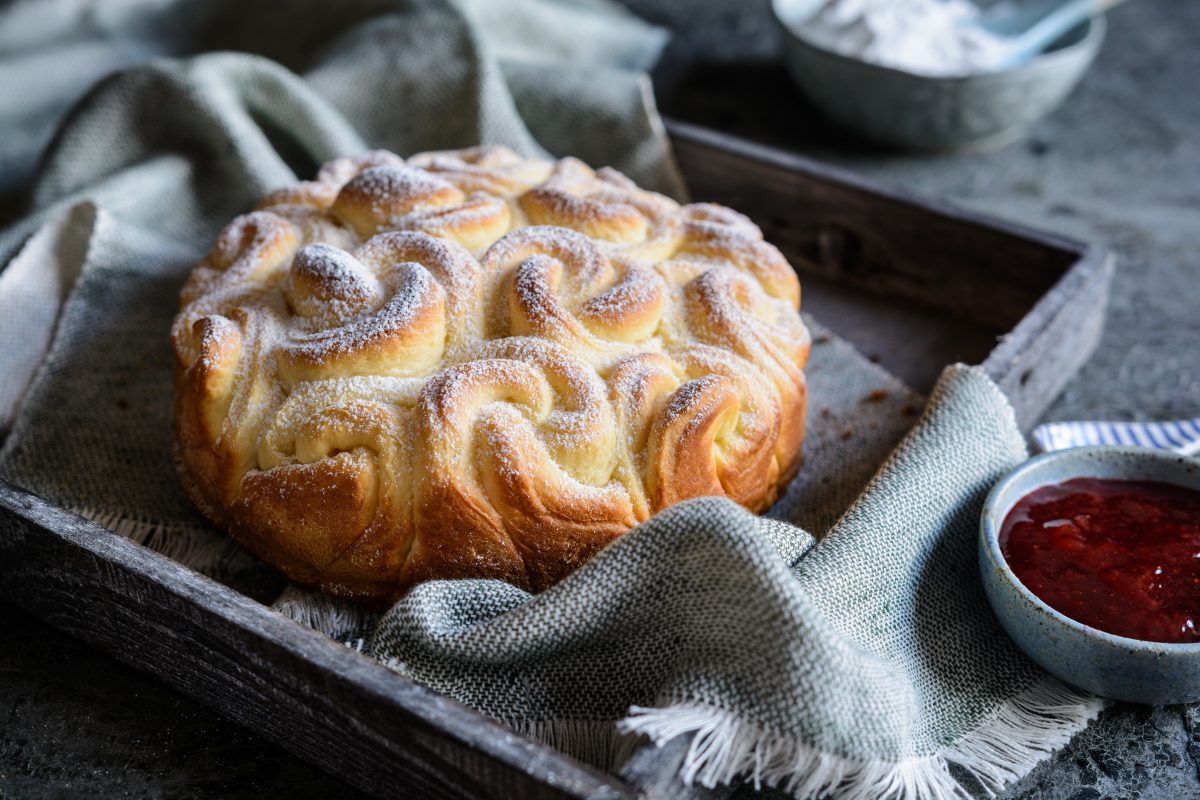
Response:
772,0,1105,151
980,446,1200,705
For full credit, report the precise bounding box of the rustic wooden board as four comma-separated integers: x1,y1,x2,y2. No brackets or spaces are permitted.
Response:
0,122,1112,799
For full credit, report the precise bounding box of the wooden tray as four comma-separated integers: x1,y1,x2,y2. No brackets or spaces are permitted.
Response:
0,120,1113,800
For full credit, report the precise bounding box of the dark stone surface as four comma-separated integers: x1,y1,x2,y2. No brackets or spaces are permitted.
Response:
3,0,1199,798
1007,705,1199,800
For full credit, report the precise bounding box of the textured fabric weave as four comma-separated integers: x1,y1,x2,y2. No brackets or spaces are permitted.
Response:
0,2,1103,797
366,368,1101,783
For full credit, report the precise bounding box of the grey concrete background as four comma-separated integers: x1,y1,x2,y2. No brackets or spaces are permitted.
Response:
2,0,1198,798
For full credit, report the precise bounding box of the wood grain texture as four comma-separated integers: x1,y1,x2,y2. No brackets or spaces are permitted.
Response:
0,482,634,800
981,244,1113,430
0,121,1111,800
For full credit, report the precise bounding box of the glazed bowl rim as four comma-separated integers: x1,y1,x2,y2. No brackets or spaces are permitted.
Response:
770,0,1106,83
981,445,1200,654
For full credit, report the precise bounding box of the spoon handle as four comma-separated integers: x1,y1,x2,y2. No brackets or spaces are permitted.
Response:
985,0,1132,69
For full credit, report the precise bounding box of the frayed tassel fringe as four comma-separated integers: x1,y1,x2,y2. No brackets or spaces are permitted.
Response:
72,505,253,576
76,508,376,647
940,679,1108,795
504,718,643,773
271,585,378,645
619,678,1106,800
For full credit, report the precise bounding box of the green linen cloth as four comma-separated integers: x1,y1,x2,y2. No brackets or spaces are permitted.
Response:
0,1,1104,797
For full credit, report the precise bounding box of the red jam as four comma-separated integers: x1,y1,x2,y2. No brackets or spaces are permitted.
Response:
1000,477,1200,644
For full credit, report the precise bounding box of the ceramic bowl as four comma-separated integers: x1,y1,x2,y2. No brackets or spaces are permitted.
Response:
980,446,1200,705
771,0,1105,151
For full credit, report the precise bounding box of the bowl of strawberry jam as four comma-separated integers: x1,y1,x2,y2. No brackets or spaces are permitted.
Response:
980,446,1200,705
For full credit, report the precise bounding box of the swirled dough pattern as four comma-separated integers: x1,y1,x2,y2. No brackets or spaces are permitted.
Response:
173,146,810,600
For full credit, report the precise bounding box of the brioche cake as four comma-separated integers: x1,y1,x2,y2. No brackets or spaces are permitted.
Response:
171,146,809,600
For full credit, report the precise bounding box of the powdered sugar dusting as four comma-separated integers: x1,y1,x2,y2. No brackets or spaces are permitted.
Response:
280,262,446,382
335,166,462,228
578,266,664,331
286,243,383,331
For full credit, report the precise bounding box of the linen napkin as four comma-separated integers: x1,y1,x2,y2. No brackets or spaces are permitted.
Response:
0,1,1104,797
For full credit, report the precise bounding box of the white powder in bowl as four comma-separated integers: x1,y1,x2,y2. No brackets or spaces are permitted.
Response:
789,0,1013,77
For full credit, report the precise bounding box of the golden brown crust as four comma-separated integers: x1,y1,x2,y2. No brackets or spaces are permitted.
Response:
172,146,809,600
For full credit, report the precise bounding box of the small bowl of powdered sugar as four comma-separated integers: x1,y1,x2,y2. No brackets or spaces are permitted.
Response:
772,0,1105,150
